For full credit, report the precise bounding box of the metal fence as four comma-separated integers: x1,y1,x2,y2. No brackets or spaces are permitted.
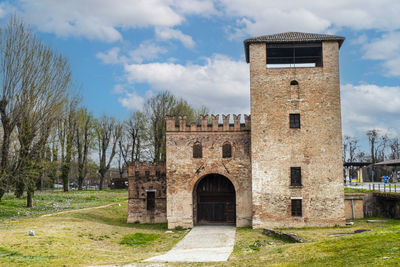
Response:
369,183,400,193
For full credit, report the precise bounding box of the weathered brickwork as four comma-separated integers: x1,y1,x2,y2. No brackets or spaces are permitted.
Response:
127,162,167,223
127,32,346,229
250,41,345,228
165,115,252,228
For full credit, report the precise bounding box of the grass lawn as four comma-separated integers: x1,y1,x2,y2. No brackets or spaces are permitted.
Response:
344,187,375,193
0,189,128,221
1,190,400,266
0,191,187,266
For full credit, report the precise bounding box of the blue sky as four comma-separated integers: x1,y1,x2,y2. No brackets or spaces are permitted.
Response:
1,0,400,151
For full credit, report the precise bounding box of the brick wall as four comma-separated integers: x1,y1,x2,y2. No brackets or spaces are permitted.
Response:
250,41,345,228
165,115,252,228
127,162,167,223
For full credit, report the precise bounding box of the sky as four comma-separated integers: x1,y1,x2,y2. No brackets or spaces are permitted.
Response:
0,0,400,151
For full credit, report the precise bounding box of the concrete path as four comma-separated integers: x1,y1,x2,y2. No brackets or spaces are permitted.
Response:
145,225,236,263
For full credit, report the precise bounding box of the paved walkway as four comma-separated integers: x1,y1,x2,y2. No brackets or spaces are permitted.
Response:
145,225,236,263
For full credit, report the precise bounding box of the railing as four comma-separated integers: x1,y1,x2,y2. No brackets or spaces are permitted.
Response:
369,183,400,193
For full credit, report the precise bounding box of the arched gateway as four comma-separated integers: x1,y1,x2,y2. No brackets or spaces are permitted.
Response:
193,174,236,225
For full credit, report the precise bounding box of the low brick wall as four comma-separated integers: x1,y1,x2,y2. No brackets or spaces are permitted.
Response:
344,193,364,219
346,192,400,219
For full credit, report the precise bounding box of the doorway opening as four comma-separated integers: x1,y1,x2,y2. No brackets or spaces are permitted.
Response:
193,173,236,225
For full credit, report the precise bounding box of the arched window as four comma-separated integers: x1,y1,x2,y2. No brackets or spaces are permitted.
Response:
222,142,232,158
193,142,202,158
290,80,299,86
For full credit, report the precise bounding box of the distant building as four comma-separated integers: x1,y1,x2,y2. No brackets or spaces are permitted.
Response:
128,32,346,229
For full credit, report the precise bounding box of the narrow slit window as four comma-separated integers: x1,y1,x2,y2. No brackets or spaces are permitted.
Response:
291,167,302,186
291,199,302,217
145,170,150,178
146,191,155,211
222,143,232,158
290,114,300,128
193,142,202,158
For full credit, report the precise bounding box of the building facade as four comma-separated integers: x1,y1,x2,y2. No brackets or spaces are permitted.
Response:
128,32,346,229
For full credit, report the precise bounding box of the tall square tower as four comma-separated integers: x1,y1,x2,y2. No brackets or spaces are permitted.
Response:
245,32,345,228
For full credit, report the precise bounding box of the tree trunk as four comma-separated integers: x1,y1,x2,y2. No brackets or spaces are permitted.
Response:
0,189,4,201
99,170,105,190
27,189,33,208
78,175,84,190
62,163,69,192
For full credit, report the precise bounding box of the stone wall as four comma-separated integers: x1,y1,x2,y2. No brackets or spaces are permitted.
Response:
166,115,252,229
250,41,345,228
127,162,167,223
344,193,364,219
364,192,400,219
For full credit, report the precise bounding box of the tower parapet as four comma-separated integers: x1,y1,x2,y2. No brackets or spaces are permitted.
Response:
165,114,250,132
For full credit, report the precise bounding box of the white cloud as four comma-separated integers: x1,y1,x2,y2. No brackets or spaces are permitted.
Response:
13,0,216,42
97,42,167,64
155,27,195,48
341,83,400,137
217,0,400,38
96,47,124,65
362,32,400,76
118,90,145,111
120,54,250,114
129,41,168,63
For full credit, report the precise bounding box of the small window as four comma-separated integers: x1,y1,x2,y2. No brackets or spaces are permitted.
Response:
145,170,150,178
135,170,139,177
193,142,202,158
222,143,232,158
291,199,302,217
290,80,298,86
290,114,300,128
291,167,302,186
156,169,160,177
146,191,155,211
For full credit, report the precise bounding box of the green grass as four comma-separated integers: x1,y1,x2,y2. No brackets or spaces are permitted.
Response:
0,198,187,266
344,187,374,193
120,233,161,247
0,189,128,221
1,190,400,266
227,218,400,267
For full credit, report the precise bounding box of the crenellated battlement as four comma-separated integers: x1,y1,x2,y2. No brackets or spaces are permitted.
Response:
166,114,251,132
127,162,166,178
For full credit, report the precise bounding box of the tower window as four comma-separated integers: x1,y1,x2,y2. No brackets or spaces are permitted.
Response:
146,191,155,211
267,42,322,68
291,199,302,217
290,80,299,86
290,114,301,128
145,170,150,178
291,167,302,186
222,143,232,158
193,142,202,158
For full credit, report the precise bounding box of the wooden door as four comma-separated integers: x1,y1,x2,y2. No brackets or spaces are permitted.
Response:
196,174,235,224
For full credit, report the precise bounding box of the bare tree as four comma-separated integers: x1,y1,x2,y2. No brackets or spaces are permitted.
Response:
0,16,71,205
343,135,359,177
58,97,79,192
95,116,122,190
0,16,35,200
367,129,379,164
389,138,400,160
76,108,93,190
145,91,176,163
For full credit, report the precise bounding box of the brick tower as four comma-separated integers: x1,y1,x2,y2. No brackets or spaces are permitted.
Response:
244,32,346,228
